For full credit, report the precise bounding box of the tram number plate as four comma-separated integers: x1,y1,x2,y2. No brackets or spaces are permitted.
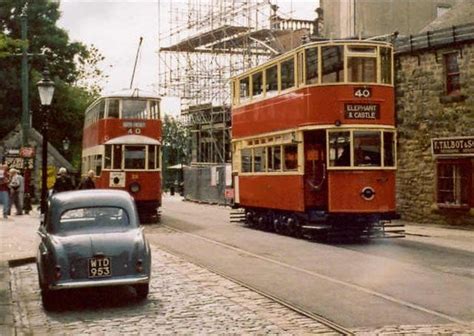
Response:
88,257,111,278
354,87,372,98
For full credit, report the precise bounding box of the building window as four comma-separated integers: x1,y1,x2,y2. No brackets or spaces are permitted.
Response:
444,53,460,95
437,6,450,17
436,159,471,208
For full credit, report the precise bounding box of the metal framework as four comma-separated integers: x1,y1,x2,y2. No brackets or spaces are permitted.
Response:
158,0,319,164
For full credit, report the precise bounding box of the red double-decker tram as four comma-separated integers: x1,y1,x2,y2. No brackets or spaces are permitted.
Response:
82,89,162,222
231,40,403,239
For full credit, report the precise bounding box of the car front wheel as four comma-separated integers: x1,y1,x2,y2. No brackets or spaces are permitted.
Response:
134,283,149,300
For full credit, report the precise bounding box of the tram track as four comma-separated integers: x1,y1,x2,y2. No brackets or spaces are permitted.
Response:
150,222,470,330
157,224,354,335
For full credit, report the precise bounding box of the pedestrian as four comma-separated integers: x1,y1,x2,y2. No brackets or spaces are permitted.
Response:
78,170,96,190
0,164,10,219
8,168,22,215
52,167,74,193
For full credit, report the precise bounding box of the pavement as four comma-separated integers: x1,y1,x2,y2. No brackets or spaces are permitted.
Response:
0,200,473,335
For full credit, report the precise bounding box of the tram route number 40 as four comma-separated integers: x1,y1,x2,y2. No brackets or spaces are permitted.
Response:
354,87,372,98
127,128,142,135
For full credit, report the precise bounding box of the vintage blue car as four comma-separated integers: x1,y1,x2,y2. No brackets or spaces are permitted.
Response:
36,189,151,310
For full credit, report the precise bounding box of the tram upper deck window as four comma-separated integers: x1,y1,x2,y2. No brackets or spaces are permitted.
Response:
122,99,147,119
354,131,381,166
124,145,146,169
322,46,344,83
329,131,351,167
98,100,105,120
380,47,392,84
347,57,376,83
252,72,264,99
240,77,250,103
108,99,120,118
280,57,295,91
305,47,319,84
265,65,278,97
150,100,160,119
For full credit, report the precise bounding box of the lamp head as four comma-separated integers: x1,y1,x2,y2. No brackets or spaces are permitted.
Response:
37,68,55,106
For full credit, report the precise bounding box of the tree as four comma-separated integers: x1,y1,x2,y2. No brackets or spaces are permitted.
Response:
0,32,25,58
0,0,106,165
162,114,190,189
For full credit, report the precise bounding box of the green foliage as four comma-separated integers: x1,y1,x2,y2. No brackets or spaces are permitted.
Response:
0,0,105,166
0,32,26,57
162,114,190,188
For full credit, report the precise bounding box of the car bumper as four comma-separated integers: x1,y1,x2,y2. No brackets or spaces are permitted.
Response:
49,275,150,290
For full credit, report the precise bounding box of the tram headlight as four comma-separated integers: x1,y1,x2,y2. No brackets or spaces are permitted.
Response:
130,182,141,194
361,187,375,200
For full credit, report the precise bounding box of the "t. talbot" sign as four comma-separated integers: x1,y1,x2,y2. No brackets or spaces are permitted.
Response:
344,103,380,120
432,136,474,156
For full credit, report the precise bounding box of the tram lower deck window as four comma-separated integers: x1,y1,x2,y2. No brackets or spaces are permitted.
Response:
241,148,252,173
329,130,395,168
124,145,146,169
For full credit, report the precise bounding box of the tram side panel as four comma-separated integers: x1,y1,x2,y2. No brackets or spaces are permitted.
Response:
232,86,394,139
238,175,305,212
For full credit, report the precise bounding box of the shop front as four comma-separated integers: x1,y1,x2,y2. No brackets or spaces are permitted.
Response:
431,136,474,218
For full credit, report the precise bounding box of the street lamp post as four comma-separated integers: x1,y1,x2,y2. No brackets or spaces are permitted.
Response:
37,69,55,214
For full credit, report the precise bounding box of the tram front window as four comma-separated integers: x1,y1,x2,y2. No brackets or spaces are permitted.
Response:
353,131,381,166
329,132,351,167
347,57,376,83
124,145,146,169
122,99,147,119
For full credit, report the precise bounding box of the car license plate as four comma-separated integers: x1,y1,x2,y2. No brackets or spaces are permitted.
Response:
88,257,111,278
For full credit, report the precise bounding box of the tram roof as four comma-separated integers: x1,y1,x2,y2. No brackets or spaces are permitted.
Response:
101,88,161,100
105,134,161,145
231,39,393,80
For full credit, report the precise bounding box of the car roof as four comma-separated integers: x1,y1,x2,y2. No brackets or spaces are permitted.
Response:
47,190,139,230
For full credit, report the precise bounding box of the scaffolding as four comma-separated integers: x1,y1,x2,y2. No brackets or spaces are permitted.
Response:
158,0,319,164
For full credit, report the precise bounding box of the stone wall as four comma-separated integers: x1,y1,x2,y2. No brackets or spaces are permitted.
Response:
395,43,474,225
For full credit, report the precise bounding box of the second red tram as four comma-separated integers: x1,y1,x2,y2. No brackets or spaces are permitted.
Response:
230,40,402,238
82,89,162,222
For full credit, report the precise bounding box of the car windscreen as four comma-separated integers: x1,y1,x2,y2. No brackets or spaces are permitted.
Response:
58,207,130,233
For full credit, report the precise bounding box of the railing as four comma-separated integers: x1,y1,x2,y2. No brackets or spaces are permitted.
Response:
395,23,474,54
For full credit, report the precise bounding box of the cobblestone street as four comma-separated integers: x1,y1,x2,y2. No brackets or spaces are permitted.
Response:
10,246,336,335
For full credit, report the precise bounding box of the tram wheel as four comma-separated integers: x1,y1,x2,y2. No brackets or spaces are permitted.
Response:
288,216,302,238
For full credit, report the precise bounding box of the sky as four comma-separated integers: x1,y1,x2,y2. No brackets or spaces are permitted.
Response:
57,0,319,115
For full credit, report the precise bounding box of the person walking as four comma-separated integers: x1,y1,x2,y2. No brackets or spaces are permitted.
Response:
0,164,10,219
52,167,74,193
78,170,96,190
8,168,22,215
